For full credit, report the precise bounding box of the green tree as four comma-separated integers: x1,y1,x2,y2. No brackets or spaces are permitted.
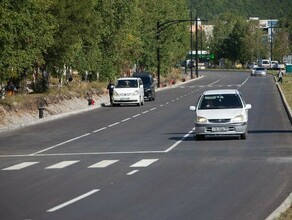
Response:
0,0,56,85
46,0,101,81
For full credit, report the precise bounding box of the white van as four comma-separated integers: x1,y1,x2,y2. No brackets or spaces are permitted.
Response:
259,59,270,69
112,77,144,106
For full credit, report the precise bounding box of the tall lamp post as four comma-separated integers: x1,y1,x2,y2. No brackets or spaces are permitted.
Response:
157,19,195,87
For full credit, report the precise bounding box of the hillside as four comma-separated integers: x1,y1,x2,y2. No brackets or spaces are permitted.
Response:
190,0,292,19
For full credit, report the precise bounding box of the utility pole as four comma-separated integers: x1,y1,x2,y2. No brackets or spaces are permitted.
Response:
195,15,199,78
190,11,193,79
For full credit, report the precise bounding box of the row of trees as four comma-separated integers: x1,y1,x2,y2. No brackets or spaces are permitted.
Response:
1,0,292,93
0,0,189,92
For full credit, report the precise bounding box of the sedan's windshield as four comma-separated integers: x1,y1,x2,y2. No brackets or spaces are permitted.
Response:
116,80,138,88
198,94,243,109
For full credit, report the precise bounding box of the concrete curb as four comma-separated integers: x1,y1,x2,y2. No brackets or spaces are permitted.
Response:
266,192,292,220
264,77,292,220
274,77,292,124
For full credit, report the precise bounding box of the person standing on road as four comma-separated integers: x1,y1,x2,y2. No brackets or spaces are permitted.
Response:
107,80,115,104
277,69,283,83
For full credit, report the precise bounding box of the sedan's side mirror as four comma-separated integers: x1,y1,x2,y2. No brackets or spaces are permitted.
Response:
189,106,196,111
246,104,252,110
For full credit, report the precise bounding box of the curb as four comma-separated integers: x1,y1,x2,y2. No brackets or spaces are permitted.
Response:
266,192,292,220
274,77,292,124
264,77,292,220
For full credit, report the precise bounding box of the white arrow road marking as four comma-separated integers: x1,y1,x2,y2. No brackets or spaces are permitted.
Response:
2,162,39,170
47,189,100,212
130,159,158,167
88,160,119,168
45,161,79,169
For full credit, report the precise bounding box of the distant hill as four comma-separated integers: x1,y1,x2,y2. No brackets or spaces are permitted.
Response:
190,0,292,20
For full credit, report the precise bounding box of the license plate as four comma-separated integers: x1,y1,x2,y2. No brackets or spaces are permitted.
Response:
212,127,228,132
121,97,129,100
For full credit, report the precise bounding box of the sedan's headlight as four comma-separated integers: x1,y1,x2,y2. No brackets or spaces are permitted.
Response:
132,90,139,95
196,116,207,123
232,115,244,122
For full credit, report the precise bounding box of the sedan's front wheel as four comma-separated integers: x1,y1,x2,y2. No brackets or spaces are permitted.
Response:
195,134,204,141
240,133,247,140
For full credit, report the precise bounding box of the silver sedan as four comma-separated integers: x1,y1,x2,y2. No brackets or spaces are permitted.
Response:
253,67,267,76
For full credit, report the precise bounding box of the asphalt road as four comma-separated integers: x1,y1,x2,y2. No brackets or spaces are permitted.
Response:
0,71,291,220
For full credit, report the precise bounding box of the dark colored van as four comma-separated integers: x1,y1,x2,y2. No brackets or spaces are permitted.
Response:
132,72,156,101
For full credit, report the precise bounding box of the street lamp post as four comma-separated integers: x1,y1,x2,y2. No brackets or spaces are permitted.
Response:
156,18,208,86
195,15,199,78
156,19,194,87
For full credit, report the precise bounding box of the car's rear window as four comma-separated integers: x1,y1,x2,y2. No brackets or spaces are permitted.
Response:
116,80,138,88
198,94,243,109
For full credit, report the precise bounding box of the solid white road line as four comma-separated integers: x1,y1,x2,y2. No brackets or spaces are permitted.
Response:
2,162,39,170
127,170,139,175
47,189,100,212
45,160,79,169
130,159,158,167
88,160,119,168
30,133,91,155
164,128,194,153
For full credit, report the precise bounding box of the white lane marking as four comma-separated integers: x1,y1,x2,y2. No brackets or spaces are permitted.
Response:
45,161,79,169
127,170,139,175
121,118,131,122
132,114,141,118
130,159,158,167
238,76,250,88
142,110,149,114
108,122,120,127
92,127,107,133
47,189,100,212
2,162,39,170
30,133,91,155
208,79,221,86
88,160,119,168
267,157,292,163
150,107,157,111
165,128,195,153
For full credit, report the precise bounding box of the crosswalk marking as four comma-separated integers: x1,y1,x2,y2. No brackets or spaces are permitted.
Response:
88,160,119,168
1,159,159,171
45,161,79,169
130,159,158,167
2,162,39,170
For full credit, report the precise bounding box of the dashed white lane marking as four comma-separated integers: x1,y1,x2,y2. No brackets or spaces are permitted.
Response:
127,170,139,175
47,189,100,212
121,118,131,122
2,162,39,170
88,160,119,168
132,114,141,118
45,160,79,169
150,107,157,111
142,110,149,114
93,127,107,133
108,122,120,127
130,159,158,167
